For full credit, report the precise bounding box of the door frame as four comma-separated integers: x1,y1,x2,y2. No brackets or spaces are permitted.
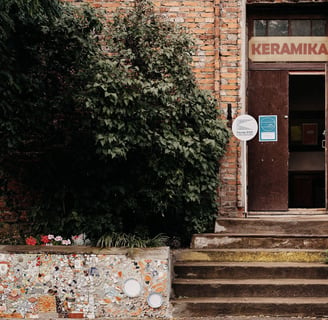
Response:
246,4,328,213
325,64,328,209
247,63,328,212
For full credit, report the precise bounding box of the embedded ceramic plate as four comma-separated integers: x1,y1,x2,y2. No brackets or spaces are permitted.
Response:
123,278,142,297
147,292,163,308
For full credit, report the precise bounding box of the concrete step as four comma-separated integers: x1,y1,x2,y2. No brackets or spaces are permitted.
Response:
173,249,327,263
172,249,328,317
174,261,328,279
173,278,328,297
171,297,328,317
172,216,328,318
215,217,328,235
191,233,328,249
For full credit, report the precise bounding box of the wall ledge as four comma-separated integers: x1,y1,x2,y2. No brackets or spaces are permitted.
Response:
0,245,170,259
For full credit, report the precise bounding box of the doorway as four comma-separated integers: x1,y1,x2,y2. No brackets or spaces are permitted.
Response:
288,74,325,208
247,70,327,212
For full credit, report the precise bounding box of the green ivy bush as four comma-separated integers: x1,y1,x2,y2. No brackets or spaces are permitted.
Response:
0,0,109,242
0,0,229,247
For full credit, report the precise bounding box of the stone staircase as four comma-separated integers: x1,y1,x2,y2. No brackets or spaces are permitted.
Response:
171,214,328,318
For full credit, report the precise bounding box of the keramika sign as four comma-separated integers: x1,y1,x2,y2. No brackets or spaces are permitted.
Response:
249,37,328,62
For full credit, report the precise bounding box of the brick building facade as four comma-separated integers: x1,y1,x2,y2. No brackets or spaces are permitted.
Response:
0,0,244,240
108,0,328,219
3,0,328,233
71,0,245,218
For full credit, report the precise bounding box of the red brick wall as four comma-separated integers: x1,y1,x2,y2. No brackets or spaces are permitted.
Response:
65,0,328,218
0,180,31,243
215,0,242,216
1,0,243,229
70,0,244,217
66,0,222,93
5,0,326,230
157,0,243,217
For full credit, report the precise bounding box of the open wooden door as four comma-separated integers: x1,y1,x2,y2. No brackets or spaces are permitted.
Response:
247,70,289,211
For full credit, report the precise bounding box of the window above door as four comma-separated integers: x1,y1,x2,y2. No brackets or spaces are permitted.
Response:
247,3,328,38
254,19,327,36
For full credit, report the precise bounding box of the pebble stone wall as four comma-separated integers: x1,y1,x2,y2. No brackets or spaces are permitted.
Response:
0,246,170,319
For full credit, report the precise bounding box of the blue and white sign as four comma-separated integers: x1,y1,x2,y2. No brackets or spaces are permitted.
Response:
259,115,277,142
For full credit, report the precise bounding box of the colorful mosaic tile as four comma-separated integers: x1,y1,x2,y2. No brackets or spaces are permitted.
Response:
0,248,170,318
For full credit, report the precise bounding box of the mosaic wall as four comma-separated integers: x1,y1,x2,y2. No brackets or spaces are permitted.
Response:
0,247,170,319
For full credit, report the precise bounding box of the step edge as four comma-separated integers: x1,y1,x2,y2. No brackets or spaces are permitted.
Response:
174,249,327,253
171,296,328,303
193,233,328,238
173,279,328,285
174,248,327,251
174,261,328,266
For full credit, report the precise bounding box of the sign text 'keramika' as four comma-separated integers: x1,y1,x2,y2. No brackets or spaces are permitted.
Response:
249,37,328,62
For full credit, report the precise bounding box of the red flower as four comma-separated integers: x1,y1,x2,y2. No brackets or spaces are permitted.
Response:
41,235,51,244
25,236,37,246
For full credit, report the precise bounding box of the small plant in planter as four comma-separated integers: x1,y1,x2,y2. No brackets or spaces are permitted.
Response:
25,233,91,246
96,233,169,248
23,232,168,248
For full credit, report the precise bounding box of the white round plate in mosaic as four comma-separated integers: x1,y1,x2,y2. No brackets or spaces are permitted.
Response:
123,278,142,297
147,292,163,308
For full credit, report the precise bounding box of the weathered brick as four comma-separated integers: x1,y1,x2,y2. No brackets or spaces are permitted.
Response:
40,0,244,221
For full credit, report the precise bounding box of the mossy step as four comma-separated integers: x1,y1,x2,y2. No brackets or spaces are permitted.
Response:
173,249,327,263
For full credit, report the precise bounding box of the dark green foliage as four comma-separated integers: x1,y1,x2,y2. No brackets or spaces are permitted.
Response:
0,0,103,155
0,0,229,246
85,0,230,244
0,0,111,239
